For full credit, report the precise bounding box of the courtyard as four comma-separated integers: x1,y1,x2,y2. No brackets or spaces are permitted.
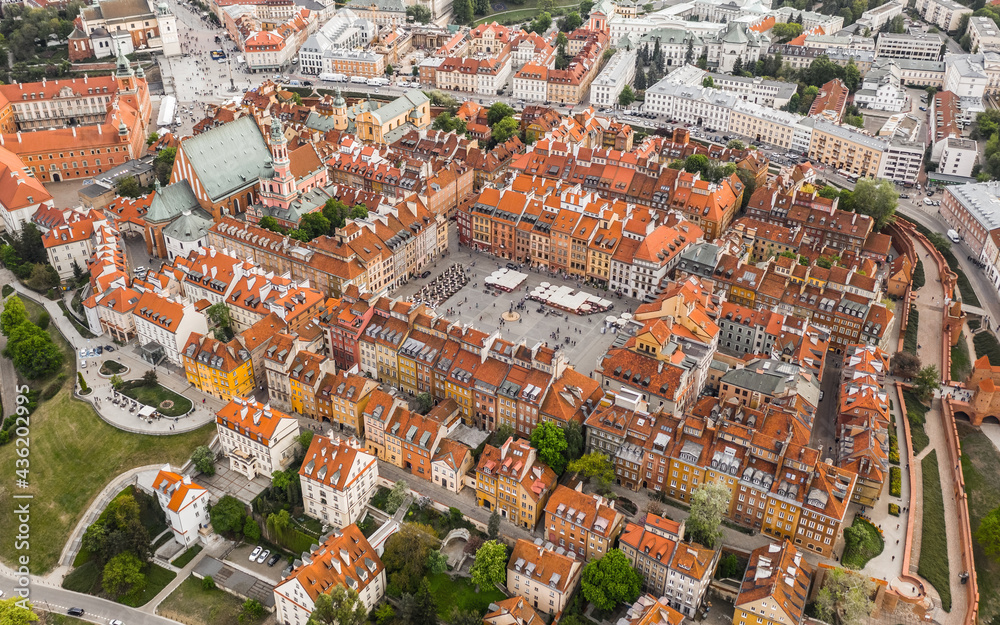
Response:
391,234,643,376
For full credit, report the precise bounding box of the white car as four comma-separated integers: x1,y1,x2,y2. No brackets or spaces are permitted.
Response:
79,348,86,358
257,549,270,564
110,620,124,625
80,360,87,369
249,546,262,561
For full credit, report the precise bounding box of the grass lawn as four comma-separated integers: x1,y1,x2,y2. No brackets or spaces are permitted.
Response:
120,380,193,417
903,390,930,454
39,613,91,625
841,516,884,569
100,360,127,375
974,332,1000,366
903,307,919,355
0,389,213,573
472,0,578,25
120,563,176,607
21,297,76,390
426,572,506,617
171,545,203,568
918,451,952,612
958,422,1000,622
952,332,972,382
369,486,391,511
158,574,263,625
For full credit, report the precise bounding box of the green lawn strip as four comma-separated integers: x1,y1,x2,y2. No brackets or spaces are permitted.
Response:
952,332,972,382
119,380,193,417
974,332,1000,365
903,307,919,354
903,390,930,454
842,516,884,569
0,390,213,573
958,422,1000,622
152,532,174,551
426,572,506,617
62,559,102,595
158,574,255,625
171,545,203,568
42,614,91,624
64,560,176,607
918,451,952,612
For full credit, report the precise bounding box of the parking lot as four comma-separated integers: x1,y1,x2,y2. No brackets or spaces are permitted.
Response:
391,233,641,376
227,543,288,584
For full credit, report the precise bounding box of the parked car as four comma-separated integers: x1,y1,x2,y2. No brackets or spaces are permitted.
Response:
110,620,125,625
105,345,115,352
96,346,104,355
68,608,85,617
249,546,262,561
267,553,281,567
257,549,270,564
80,360,87,369
924,197,934,205
133,266,146,274
420,270,431,279
79,348,86,358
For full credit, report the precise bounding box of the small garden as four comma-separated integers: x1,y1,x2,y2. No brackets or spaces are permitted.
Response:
888,414,900,465
118,372,193,417
842,516,884,569
100,360,128,376
903,390,930,454
890,466,902,497
952,332,972,382
903,306,919,354
171,545,203,568
63,486,177,607
918,451,952,612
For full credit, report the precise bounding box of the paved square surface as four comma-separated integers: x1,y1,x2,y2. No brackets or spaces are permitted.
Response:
227,544,289,584
198,463,271,504
391,233,642,376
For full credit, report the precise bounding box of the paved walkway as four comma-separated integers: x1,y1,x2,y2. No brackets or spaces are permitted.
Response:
908,237,969,624
5,277,223,434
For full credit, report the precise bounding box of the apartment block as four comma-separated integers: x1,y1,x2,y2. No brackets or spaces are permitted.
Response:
299,435,378,529
476,437,557,530
543,484,625,560
874,31,944,61
216,397,300,480
507,539,583,615
912,0,971,32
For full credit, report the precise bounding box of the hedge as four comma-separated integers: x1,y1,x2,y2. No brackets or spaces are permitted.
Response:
912,259,925,289
903,307,920,354
890,466,902,497
888,417,900,465
889,503,900,516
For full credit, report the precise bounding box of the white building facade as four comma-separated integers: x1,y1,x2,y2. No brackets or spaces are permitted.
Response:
299,435,379,529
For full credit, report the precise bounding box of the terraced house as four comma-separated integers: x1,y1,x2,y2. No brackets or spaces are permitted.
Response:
543,484,625,560
299,434,378,529
182,332,255,401
476,437,557,529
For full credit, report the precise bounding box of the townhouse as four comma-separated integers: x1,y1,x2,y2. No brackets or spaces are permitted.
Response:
299,434,379,529
543,484,625,561
151,465,210,546
733,541,811,625
216,397,300,480
476,437,557,529
132,291,209,366
384,399,462,478
618,513,719,616
181,332,256,401
273,525,385,624
507,539,583,616
314,370,378,435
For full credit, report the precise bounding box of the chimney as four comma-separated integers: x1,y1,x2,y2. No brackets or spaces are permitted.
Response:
16,132,21,143
72,126,77,137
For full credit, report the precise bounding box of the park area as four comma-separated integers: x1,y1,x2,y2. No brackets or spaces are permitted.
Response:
958,422,1000,622
841,516,884,569
119,378,193,417
918,451,951,612
158,574,266,625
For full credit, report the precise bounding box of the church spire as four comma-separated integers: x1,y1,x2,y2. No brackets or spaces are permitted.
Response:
115,40,132,77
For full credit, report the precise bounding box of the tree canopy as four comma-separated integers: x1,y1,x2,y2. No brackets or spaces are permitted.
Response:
307,585,368,625
815,568,876,625
850,178,897,232
687,481,731,548
382,523,439,594
580,549,643,611
530,420,569,474
102,551,147,600
470,540,507,589
210,495,247,536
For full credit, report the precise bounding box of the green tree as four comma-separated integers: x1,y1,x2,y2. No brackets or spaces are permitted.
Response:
771,22,803,41
530,11,552,33
406,5,432,22
684,153,711,177
191,445,216,475
488,102,516,127
427,549,449,574
727,138,745,150
568,452,616,485
141,369,158,387
298,430,314,451
413,578,439,625
977,505,1000,559
299,212,332,240
446,607,482,625
488,509,501,540
580,549,643,611
382,523,439,594
259,216,285,233
0,295,27,336
563,420,585,461
732,56,744,75
470,540,507,589
736,166,757,211
618,85,636,107
385,64,394,76
239,599,266,625
850,178,897,231
559,11,583,31
687,481,731,548
210,495,246,536
307,585,367,625
206,302,233,332
102,551,147,599
386,480,409,514
374,603,395,625
718,553,743,578
530,420,568,474
0,597,39,625
815,568,876,625
492,117,520,144
474,0,490,14
843,58,861,91
203,575,216,590
635,68,647,90
243,516,261,542
491,423,515,446
154,146,177,185
912,259,926,289
7,322,63,379
416,392,434,413
452,0,473,23
913,365,940,401
116,175,142,199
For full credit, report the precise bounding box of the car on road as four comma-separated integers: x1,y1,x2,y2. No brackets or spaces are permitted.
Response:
267,553,281,567
900,194,910,199
257,549,270,564
68,608,85,617
96,346,103,355
919,106,926,111
105,345,115,352
924,197,934,205
506,262,517,269
80,360,87,368
133,266,146,275
249,546,262,561
420,270,431,279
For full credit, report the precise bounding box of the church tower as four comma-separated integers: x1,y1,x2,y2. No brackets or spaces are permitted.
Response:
156,1,182,57
332,88,348,132
259,118,297,211
114,42,136,93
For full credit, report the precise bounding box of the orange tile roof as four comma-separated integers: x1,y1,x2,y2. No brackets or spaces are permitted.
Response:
152,467,207,513
300,435,376,492
216,397,295,445
275,524,383,604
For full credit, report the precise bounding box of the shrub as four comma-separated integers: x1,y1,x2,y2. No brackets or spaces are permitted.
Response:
912,259,925,289
78,372,89,392
37,310,49,330
1,285,12,297
42,381,61,399
889,503,901,516
202,575,215,590
888,422,900,465
890,466,902,497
